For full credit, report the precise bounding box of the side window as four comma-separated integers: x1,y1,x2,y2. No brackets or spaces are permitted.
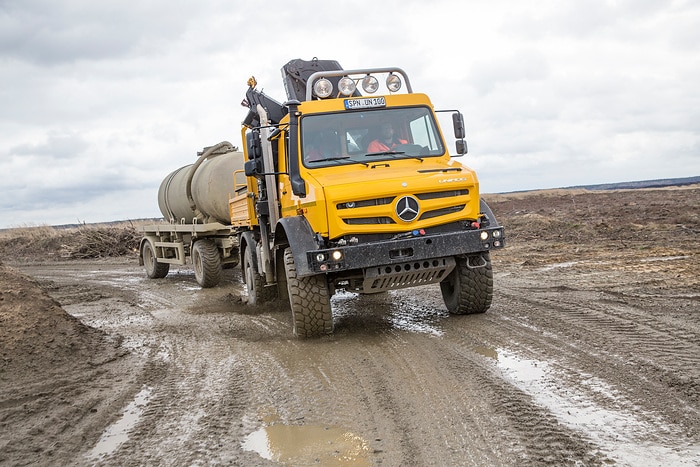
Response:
409,115,442,154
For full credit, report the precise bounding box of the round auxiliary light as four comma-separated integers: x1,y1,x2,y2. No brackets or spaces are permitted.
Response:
493,230,501,238
361,75,379,94
313,78,333,98
315,253,326,262
338,77,356,96
386,73,402,92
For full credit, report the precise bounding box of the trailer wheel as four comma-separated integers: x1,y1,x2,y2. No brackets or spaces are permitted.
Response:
143,240,169,279
440,252,493,315
283,247,333,338
192,239,222,288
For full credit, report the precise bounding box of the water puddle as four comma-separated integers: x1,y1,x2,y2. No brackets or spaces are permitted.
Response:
495,351,700,465
242,423,371,465
86,385,153,461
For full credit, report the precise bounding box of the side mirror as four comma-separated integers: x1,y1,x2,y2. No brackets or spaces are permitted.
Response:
452,112,465,139
456,139,468,155
244,159,260,176
246,130,262,161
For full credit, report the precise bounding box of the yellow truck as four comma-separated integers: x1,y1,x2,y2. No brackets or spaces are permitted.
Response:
140,58,505,338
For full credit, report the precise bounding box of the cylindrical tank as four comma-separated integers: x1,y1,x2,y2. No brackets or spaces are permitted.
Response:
158,145,245,225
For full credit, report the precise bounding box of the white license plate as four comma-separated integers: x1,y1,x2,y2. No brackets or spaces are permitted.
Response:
344,96,386,110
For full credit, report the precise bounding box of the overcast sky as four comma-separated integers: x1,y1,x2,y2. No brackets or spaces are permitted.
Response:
1,0,698,228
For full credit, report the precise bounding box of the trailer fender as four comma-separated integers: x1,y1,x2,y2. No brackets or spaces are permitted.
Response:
274,216,319,278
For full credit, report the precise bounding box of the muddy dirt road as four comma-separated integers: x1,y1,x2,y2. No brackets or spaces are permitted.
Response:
1,187,699,466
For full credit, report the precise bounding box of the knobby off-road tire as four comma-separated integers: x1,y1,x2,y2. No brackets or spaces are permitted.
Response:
143,240,169,279
283,247,333,338
440,252,493,315
192,240,222,288
243,245,276,304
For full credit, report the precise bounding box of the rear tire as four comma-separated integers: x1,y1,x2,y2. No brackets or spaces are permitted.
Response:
192,240,222,288
440,252,493,314
143,240,169,279
283,247,333,338
243,244,265,305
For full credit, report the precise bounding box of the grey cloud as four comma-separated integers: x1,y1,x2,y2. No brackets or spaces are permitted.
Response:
468,50,550,96
0,1,201,65
10,132,90,158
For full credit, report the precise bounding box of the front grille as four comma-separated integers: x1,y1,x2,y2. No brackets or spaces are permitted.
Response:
337,197,394,210
416,189,469,200
419,204,465,221
344,217,396,225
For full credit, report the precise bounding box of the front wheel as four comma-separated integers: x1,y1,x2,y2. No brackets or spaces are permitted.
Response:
143,240,169,279
440,252,493,315
283,247,333,338
192,240,222,288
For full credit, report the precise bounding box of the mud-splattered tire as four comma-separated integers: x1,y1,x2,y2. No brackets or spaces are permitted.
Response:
283,247,333,338
243,245,276,304
440,252,493,315
143,240,169,279
192,240,221,288
276,248,289,306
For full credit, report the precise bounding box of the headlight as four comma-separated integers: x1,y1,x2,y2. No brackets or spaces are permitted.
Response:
313,78,333,98
331,250,343,261
480,231,489,241
361,75,379,93
386,73,402,92
315,253,326,262
338,77,356,96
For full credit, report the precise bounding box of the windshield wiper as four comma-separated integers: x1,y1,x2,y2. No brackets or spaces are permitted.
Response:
308,156,351,163
308,156,370,167
364,151,423,162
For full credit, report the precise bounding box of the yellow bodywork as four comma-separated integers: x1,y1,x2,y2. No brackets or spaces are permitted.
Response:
231,93,481,240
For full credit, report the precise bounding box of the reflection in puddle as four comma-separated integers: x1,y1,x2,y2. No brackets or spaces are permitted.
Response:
87,385,152,461
496,351,700,465
242,423,371,465
332,289,446,336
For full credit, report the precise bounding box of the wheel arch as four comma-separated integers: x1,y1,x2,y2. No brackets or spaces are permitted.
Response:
480,199,500,227
274,216,319,278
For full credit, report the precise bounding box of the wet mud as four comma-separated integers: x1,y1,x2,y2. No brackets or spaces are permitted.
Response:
1,186,698,465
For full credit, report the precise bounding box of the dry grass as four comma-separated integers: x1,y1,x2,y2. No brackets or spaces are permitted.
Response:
0,220,148,262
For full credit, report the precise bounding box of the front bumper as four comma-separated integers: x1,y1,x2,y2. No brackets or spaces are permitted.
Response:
306,226,505,274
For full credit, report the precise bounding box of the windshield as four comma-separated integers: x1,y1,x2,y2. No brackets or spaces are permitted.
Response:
301,106,445,167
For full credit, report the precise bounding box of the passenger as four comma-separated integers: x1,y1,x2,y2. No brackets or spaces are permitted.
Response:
306,132,340,162
367,122,407,152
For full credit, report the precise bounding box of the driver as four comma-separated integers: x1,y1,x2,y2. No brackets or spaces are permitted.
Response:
367,122,407,152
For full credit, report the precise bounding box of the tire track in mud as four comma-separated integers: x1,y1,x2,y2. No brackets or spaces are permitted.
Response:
499,281,700,411
93,318,263,465
483,270,700,462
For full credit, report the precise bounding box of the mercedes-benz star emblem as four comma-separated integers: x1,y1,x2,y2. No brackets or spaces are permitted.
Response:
396,196,420,222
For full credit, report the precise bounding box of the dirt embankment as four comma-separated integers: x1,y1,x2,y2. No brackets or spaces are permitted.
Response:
0,185,698,466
